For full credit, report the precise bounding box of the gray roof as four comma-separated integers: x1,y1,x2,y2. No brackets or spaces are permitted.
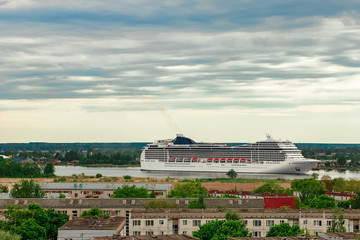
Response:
40,183,171,191
59,217,125,230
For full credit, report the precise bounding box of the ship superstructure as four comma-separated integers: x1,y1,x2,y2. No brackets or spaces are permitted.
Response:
140,134,318,174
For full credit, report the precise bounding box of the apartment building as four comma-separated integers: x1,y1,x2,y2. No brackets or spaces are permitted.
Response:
40,183,172,199
0,198,264,220
128,208,360,237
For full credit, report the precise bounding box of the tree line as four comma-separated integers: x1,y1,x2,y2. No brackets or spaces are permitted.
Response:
0,158,55,178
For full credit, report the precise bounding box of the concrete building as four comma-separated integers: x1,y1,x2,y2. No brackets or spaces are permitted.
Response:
58,217,125,240
128,208,360,237
40,183,172,199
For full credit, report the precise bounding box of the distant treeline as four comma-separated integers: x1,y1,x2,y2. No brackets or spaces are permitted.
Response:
0,142,148,151
1,142,360,151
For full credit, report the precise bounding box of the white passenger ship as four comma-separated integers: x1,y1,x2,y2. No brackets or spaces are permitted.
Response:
140,134,319,174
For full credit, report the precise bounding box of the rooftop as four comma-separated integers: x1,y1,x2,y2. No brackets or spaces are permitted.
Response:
94,234,197,240
40,183,172,191
59,217,125,230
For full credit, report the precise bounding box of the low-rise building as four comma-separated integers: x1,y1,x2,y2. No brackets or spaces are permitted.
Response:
58,217,125,240
40,183,172,199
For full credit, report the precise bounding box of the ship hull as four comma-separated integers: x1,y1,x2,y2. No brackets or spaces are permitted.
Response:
141,159,318,174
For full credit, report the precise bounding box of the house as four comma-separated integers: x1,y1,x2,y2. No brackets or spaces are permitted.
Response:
58,217,125,240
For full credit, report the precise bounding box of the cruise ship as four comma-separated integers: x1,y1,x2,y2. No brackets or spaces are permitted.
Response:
140,134,319,174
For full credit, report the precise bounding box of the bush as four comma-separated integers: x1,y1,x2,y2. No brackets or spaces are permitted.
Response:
95,173,102,178
123,175,131,180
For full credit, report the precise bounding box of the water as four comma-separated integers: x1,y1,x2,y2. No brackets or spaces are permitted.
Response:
54,166,360,180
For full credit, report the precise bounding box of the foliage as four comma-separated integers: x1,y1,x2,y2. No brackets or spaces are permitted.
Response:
291,178,325,205
327,209,346,233
123,175,131,179
349,190,360,209
111,185,149,198
337,200,350,209
332,178,346,192
168,181,208,198
252,182,285,195
312,173,319,179
192,219,251,240
1,203,68,240
266,223,304,237
95,173,102,178
188,196,206,209
321,175,333,192
0,230,21,240
43,163,55,177
309,194,336,209
23,163,42,178
0,184,8,193
53,176,67,182
81,207,109,218
10,179,45,198
225,211,239,221
226,169,237,179
143,199,179,209
149,190,156,198
58,193,66,199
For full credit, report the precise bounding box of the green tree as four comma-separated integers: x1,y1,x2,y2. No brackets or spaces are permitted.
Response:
252,182,285,195
23,163,41,178
0,230,21,240
95,173,102,178
309,194,336,209
0,184,9,193
266,222,304,237
337,155,347,167
349,190,360,209
43,163,55,177
321,175,333,192
225,211,239,221
193,219,251,240
149,190,156,198
332,178,346,192
327,209,346,233
226,169,237,179
111,185,149,198
168,181,208,198
10,179,45,198
2,203,68,240
291,178,325,205
188,196,206,209
81,207,109,218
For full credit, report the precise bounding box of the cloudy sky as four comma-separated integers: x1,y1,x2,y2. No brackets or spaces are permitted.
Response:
1,0,360,143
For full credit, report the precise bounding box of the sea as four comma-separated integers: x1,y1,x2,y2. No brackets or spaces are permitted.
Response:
54,166,360,180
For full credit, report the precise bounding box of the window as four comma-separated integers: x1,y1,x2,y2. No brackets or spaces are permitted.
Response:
133,231,140,236
254,231,262,237
280,220,285,224
193,220,201,227
159,231,164,235
103,210,110,215
146,220,154,226
133,220,141,226
145,231,154,235
159,220,164,225
183,220,187,225
253,220,261,227
115,210,120,216
303,220,308,225
266,220,274,227
72,210,77,217
183,231,187,234
314,220,322,226
206,220,212,223
327,220,332,226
